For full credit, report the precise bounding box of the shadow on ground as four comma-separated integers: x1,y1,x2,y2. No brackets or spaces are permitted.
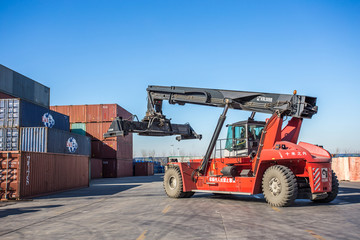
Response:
36,175,164,200
38,184,141,199
0,204,63,218
91,174,164,185
189,185,360,207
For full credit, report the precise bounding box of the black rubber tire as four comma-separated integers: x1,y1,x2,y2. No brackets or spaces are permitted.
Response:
312,171,339,203
163,167,193,198
262,165,298,207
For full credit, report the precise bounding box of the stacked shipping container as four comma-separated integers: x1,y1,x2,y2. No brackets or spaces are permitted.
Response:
51,104,133,178
0,65,90,200
0,152,89,200
0,64,50,108
0,98,90,155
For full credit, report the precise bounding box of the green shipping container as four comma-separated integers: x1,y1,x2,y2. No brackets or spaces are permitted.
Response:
71,123,86,136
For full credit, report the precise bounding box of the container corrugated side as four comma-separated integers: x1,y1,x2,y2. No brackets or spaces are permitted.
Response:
0,64,50,108
50,105,70,119
21,127,47,152
21,127,91,156
117,134,133,160
117,159,133,177
90,136,132,159
50,104,132,123
0,98,70,131
86,105,102,122
90,158,103,179
134,162,154,176
86,122,107,140
102,159,117,178
0,152,89,200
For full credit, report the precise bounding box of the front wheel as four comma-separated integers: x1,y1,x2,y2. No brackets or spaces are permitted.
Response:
163,167,193,198
262,165,298,207
312,171,339,203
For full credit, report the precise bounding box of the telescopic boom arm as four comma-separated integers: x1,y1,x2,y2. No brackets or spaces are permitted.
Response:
104,85,317,140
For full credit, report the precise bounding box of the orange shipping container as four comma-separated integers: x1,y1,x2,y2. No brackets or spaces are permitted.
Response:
86,122,112,141
50,104,132,123
349,157,360,181
0,152,89,200
50,105,70,120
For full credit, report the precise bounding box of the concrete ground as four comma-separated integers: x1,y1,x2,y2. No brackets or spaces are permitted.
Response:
0,175,359,240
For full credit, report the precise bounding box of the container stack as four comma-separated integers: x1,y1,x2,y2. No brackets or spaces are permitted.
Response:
50,104,133,178
0,98,91,155
0,64,90,201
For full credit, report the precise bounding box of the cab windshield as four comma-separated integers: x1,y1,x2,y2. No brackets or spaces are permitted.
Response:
248,125,264,141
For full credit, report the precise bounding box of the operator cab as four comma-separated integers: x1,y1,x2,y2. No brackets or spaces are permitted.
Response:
225,120,265,157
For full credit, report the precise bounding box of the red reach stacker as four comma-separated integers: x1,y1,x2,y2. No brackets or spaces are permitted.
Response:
105,86,338,207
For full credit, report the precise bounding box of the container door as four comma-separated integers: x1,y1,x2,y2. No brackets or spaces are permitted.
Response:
102,159,117,178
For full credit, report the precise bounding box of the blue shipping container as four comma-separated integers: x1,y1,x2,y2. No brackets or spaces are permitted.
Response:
20,127,91,156
0,64,50,108
0,99,70,131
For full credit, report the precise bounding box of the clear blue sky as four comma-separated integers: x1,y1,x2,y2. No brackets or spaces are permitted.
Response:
1,1,359,156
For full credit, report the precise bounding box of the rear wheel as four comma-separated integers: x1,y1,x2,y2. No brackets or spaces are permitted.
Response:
312,171,339,203
262,165,298,207
163,167,193,198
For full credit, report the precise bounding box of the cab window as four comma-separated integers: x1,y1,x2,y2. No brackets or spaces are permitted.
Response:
248,125,264,141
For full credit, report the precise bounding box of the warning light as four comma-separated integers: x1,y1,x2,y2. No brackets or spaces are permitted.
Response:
293,90,297,95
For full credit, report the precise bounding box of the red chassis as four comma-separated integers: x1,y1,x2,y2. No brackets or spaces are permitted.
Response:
165,113,337,206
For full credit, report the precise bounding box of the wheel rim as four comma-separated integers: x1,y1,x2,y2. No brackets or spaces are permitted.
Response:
169,176,177,190
269,177,281,196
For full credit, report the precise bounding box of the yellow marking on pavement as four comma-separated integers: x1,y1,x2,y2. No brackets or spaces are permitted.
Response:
136,230,148,240
306,230,325,240
162,205,171,214
271,206,281,212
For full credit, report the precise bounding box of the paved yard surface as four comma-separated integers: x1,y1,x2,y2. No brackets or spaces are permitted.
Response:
0,175,359,240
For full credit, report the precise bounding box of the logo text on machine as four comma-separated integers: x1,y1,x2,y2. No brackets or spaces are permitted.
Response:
256,96,273,102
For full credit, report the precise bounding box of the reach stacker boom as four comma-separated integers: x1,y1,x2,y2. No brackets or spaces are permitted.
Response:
105,85,338,207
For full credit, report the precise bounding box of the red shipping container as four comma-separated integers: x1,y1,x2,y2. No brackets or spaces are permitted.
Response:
0,152,89,200
102,104,132,122
102,159,133,178
134,162,154,176
91,136,133,160
102,159,117,178
117,134,133,160
117,159,133,177
90,158,103,179
91,140,116,159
